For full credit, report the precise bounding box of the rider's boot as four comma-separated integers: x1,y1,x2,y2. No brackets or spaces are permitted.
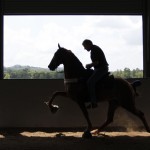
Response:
86,102,98,109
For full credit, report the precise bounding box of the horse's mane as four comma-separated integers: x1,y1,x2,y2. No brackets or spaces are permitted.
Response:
62,48,85,69
60,48,86,78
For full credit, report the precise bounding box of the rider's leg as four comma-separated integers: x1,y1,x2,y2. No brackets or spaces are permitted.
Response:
87,72,97,105
87,67,108,108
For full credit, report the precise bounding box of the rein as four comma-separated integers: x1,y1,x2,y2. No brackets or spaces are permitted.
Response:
64,78,79,84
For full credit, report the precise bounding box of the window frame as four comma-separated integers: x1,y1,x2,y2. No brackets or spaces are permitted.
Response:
1,0,150,78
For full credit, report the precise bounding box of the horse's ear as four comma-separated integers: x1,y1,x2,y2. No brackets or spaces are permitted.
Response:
58,43,61,49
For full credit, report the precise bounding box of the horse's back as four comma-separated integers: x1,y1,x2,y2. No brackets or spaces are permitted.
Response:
115,77,134,95
96,77,135,104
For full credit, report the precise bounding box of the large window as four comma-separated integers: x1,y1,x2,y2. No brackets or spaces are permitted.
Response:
4,15,143,79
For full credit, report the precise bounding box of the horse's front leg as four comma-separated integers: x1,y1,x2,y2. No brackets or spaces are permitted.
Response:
45,91,67,113
78,103,92,138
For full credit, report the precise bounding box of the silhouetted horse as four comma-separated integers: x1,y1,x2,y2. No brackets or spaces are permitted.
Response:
45,44,150,138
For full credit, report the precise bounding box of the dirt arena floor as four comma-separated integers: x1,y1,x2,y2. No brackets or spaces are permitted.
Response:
0,129,150,150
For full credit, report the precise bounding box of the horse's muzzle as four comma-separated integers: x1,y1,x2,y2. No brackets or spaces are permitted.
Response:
48,64,55,71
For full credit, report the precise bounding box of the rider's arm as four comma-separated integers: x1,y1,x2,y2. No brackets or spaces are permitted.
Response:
86,61,99,69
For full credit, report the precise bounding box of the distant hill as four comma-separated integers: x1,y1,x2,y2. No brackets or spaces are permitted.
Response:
4,65,64,72
4,65,143,79
4,65,64,79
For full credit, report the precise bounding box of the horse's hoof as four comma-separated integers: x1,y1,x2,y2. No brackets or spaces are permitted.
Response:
50,104,59,114
82,130,92,139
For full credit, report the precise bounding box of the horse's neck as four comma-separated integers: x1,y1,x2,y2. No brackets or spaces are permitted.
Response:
64,66,85,79
63,53,85,79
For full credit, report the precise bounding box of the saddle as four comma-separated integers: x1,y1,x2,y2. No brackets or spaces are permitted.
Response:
97,72,115,89
78,69,115,103
80,69,115,89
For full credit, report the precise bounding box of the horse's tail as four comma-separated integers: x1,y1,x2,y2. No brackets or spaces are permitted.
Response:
131,80,142,96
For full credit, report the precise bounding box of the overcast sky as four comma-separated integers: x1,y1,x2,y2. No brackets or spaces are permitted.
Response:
4,15,143,71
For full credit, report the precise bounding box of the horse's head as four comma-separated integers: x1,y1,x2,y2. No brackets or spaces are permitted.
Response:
48,44,65,71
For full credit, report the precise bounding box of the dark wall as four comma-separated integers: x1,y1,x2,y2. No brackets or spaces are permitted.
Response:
0,79,150,130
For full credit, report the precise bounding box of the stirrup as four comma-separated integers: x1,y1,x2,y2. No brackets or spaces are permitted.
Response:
86,103,98,109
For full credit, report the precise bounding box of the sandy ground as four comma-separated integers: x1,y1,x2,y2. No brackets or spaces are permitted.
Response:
0,129,150,150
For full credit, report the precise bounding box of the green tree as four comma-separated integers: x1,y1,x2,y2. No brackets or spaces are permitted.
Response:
124,68,131,78
4,73,10,79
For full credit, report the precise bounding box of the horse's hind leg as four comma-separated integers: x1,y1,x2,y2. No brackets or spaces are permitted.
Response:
124,106,150,132
93,100,118,134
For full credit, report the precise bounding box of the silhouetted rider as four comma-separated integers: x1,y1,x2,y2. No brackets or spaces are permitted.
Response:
82,39,109,108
